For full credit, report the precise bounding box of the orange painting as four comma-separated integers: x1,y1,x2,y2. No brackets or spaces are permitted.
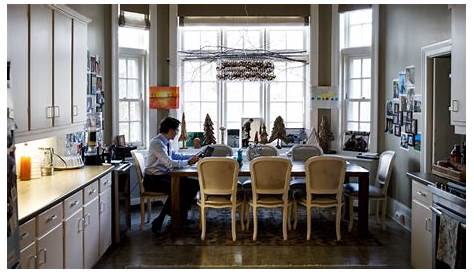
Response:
149,86,179,109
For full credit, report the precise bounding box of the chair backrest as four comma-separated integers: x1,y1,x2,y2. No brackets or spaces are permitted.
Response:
131,150,146,194
289,144,323,162
247,144,279,160
250,156,292,196
375,151,396,194
197,157,239,196
204,144,233,157
305,156,346,201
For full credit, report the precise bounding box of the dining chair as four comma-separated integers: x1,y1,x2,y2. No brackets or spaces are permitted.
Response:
344,151,395,231
293,156,346,241
197,157,244,241
130,150,168,231
248,156,292,241
205,144,233,156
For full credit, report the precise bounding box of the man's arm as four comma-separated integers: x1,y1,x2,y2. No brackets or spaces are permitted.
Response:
150,141,189,170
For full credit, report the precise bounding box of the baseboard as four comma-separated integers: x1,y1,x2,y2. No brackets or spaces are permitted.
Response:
387,197,411,231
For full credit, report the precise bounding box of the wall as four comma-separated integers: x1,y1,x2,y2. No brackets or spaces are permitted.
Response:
68,5,112,144
378,5,451,206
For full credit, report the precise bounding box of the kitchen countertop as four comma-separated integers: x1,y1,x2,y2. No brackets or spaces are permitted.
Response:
17,164,114,224
407,171,464,186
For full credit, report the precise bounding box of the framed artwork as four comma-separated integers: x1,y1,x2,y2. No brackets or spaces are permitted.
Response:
399,71,406,95
412,119,418,134
414,95,422,112
394,102,400,113
226,129,240,148
408,134,415,146
386,100,394,115
405,65,415,86
400,133,409,150
398,112,404,125
400,95,408,111
393,113,400,125
407,87,415,111
414,134,421,151
186,132,204,148
405,123,412,134
405,111,413,123
241,118,263,148
149,86,179,109
392,79,399,98
385,117,394,134
285,128,306,146
394,125,401,136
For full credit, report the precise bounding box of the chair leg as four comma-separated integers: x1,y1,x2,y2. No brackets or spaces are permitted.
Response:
232,206,237,241
336,205,342,241
283,205,288,240
293,201,298,230
198,207,202,230
306,206,311,240
375,200,380,224
287,203,292,231
140,198,145,231
252,206,258,241
200,206,206,240
348,196,354,232
147,199,152,223
382,199,387,230
240,203,245,232
246,204,251,231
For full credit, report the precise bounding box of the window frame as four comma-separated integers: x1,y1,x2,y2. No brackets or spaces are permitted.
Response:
118,47,147,147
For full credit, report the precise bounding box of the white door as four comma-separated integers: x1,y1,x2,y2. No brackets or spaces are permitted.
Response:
20,242,37,269
83,198,99,268
37,224,64,269
99,188,112,256
53,10,72,127
7,4,29,133
411,200,433,268
72,19,88,124
64,209,84,268
30,4,53,131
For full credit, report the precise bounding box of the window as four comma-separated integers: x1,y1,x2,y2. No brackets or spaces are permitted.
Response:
340,9,373,136
180,26,308,140
118,27,148,146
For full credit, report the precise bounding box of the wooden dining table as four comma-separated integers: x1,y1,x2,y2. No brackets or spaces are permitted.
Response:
169,160,370,237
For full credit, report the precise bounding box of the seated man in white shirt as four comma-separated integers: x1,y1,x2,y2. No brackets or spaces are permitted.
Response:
143,117,200,235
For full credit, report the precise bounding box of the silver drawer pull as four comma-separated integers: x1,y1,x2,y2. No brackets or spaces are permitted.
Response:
38,248,47,266
99,202,104,214
21,232,29,239
28,255,37,268
89,188,96,195
47,214,58,222
416,191,426,197
78,217,85,232
73,105,78,116
70,200,79,207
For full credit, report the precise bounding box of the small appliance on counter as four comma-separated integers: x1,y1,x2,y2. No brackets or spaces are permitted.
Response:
84,112,104,165
39,147,54,176
432,143,466,182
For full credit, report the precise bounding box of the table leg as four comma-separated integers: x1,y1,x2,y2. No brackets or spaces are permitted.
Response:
170,175,182,232
357,173,369,237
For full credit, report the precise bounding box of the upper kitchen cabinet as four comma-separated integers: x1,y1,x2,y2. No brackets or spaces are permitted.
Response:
53,10,73,127
7,5,29,133
72,19,88,124
29,4,54,131
450,5,466,134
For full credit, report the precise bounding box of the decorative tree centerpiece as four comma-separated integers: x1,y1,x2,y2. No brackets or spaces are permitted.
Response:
260,123,268,144
203,114,216,145
317,116,334,153
178,112,188,149
268,116,288,149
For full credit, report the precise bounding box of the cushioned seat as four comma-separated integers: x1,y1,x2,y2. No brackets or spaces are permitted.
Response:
344,183,385,198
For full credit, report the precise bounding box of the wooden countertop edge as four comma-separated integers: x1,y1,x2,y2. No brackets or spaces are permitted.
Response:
18,165,114,225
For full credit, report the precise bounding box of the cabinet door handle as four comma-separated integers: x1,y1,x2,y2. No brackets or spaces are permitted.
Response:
99,201,104,214
20,232,29,239
70,200,79,208
46,106,53,118
84,213,91,227
73,105,78,116
38,248,47,266
449,100,459,112
416,191,426,197
54,106,60,117
47,214,58,222
89,188,97,195
427,218,432,232
78,217,84,232
28,255,37,268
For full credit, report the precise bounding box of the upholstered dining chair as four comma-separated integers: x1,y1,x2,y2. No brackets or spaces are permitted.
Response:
287,144,323,162
130,150,168,231
293,156,346,241
205,144,233,157
197,157,244,241
344,151,396,231
248,156,292,241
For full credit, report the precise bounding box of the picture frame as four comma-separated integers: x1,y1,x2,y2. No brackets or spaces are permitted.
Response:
386,100,394,115
400,95,408,112
405,123,412,134
407,87,415,111
408,134,415,146
405,111,413,123
414,95,422,113
394,102,400,113
393,113,399,125
241,117,263,148
414,134,421,151
398,112,404,125
385,117,394,134
399,71,406,95
400,133,409,150
412,119,418,134
226,129,240,148
394,125,401,136
405,65,415,86
285,128,307,146
392,79,399,98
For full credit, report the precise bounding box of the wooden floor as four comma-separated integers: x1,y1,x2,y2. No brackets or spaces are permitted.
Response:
95,205,411,268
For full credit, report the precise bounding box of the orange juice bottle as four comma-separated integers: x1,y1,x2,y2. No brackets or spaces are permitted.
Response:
20,155,32,181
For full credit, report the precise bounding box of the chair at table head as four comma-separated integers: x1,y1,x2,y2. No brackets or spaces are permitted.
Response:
203,144,233,157
288,144,323,162
247,144,279,161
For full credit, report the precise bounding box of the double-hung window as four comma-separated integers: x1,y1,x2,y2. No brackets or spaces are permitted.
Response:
340,9,373,138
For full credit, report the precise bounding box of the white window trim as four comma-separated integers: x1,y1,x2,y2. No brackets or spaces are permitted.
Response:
334,4,379,153
118,47,148,148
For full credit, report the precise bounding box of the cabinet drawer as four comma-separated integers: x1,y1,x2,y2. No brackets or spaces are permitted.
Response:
19,218,36,250
64,191,83,219
99,172,112,193
20,241,37,269
412,180,432,206
37,202,63,237
84,181,99,204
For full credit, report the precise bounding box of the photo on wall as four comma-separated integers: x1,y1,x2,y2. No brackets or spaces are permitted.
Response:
414,134,421,151
400,133,409,150
414,95,422,113
399,71,406,95
407,87,415,111
386,100,394,115
405,65,415,86
408,134,415,147
394,102,400,113
284,128,307,146
385,117,394,134
400,95,408,112
227,129,240,148
241,118,262,147
392,79,399,98
394,125,401,136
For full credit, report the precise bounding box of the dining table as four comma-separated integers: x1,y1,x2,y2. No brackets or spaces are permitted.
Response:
169,160,370,238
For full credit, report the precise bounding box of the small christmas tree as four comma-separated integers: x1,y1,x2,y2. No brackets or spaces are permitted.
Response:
203,114,216,145
254,131,259,144
260,123,269,144
268,116,288,149
178,112,188,149
317,116,334,153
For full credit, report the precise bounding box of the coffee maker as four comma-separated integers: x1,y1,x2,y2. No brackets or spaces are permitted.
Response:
84,112,103,165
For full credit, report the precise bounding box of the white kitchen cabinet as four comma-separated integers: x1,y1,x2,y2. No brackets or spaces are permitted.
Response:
83,197,100,268
72,19,88,124
29,4,54,131
450,5,466,134
63,209,84,269
20,242,37,269
7,4,29,133
99,187,112,256
37,223,64,269
53,10,72,127
411,180,433,269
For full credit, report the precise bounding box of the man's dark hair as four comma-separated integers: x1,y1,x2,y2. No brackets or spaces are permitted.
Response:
159,117,181,133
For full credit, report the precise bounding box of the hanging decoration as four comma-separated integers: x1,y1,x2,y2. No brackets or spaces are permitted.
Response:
216,59,275,81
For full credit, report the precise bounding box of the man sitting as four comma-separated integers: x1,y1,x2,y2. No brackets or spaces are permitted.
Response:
143,117,200,235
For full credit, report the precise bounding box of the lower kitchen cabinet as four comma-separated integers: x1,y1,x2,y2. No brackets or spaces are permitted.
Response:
99,187,112,256
64,209,84,268
411,180,433,268
20,242,37,269
37,224,64,269
83,197,100,268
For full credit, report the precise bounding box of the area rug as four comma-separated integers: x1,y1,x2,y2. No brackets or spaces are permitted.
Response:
154,206,381,247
